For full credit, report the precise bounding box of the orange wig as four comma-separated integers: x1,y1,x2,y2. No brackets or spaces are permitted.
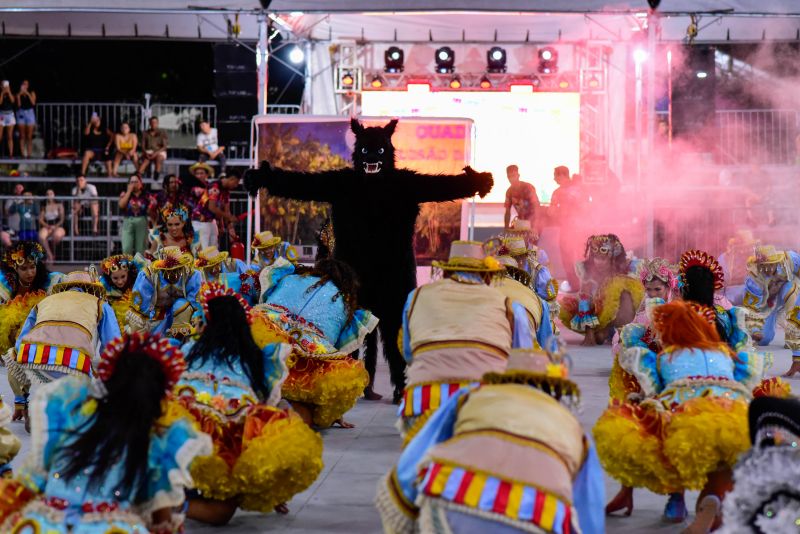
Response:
652,300,730,353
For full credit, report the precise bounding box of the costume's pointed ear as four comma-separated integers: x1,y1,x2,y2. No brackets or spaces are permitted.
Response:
350,118,364,135
383,118,399,137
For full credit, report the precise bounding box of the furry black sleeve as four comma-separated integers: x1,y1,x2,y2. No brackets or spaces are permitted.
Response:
244,161,353,202
397,166,494,204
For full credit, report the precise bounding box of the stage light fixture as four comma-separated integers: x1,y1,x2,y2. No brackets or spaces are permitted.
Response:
370,75,384,88
587,75,601,89
696,71,708,79
435,46,455,74
538,47,558,74
487,46,507,73
341,71,355,88
558,79,570,89
384,46,405,73
633,48,648,65
288,46,305,64
449,76,462,89
479,76,493,89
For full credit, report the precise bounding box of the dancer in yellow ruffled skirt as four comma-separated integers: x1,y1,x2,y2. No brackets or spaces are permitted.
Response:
594,300,771,533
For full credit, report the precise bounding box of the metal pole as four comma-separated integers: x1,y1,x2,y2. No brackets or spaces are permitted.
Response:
303,41,313,113
644,13,658,258
257,14,268,115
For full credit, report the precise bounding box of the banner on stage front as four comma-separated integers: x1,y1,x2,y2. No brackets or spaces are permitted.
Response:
254,115,474,264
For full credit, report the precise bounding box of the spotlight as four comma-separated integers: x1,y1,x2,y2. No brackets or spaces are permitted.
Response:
288,46,305,64
384,46,404,73
435,46,455,74
587,75,601,89
341,71,355,88
558,78,570,89
538,47,558,74
449,76,462,89
696,71,708,79
633,48,648,65
487,46,507,73
370,75,384,88
479,75,492,89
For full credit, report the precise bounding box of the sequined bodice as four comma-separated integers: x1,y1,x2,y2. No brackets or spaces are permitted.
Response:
177,353,258,407
265,275,346,343
659,348,735,384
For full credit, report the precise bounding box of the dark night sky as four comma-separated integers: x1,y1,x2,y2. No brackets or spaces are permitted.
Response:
0,37,303,104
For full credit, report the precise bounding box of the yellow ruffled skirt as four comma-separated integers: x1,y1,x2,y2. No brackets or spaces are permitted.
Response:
593,396,749,494
181,401,324,512
608,353,642,403
0,292,46,354
560,276,645,334
281,355,369,428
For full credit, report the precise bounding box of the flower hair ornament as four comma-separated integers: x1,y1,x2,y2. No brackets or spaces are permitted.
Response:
638,258,679,290
3,241,45,269
160,205,190,224
100,254,133,276
96,332,186,392
198,282,253,325
679,249,724,290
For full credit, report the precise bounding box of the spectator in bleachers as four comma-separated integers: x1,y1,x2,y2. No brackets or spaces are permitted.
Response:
196,119,226,176
4,183,24,238
15,80,36,159
138,116,168,180
80,113,113,177
119,174,149,255
71,175,99,236
9,191,39,242
111,121,139,177
0,80,16,157
38,189,65,264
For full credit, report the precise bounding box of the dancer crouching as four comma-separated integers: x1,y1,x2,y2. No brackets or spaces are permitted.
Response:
177,285,323,525
0,332,211,533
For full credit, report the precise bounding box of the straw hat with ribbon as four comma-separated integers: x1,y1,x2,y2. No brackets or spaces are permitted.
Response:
51,268,106,299
482,346,579,405
194,246,229,270
251,231,282,250
152,246,194,272
188,161,215,178
431,241,504,273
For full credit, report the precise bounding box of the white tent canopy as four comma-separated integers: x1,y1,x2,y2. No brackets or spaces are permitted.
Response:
2,1,799,42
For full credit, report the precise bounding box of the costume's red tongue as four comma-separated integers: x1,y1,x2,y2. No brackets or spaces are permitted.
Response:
363,162,382,174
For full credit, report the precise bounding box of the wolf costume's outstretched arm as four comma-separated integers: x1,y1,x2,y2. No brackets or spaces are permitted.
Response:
244,161,353,203
397,166,494,204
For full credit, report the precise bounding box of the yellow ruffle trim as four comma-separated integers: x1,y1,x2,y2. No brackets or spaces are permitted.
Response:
608,353,642,403
0,291,45,354
593,406,681,494
190,411,323,512
109,293,132,331
662,396,749,490
596,276,645,330
282,356,369,427
752,377,792,398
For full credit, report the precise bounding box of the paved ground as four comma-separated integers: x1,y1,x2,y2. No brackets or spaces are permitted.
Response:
1,329,794,533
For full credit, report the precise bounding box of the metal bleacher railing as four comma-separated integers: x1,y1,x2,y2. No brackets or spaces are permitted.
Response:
1,193,252,264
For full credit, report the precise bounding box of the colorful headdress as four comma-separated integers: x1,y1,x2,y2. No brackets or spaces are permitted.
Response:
51,269,106,299
586,234,624,258
638,258,679,290
152,246,194,272
252,231,282,250
96,332,186,391
748,245,786,266
482,347,579,405
2,241,45,270
197,282,253,326
160,205,190,224
195,246,229,269
679,249,724,290
504,218,539,243
432,241,504,273
100,254,134,276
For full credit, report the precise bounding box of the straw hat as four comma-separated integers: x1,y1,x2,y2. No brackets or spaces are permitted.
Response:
100,254,134,276
188,161,215,178
195,246,229,269
748,245,786,265
432,241,504,273
482,347,579,402
252,231,282,250
152,246,194,272
51,270,106,299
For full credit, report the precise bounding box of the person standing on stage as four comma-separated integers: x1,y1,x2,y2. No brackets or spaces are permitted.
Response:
503,164,541,230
